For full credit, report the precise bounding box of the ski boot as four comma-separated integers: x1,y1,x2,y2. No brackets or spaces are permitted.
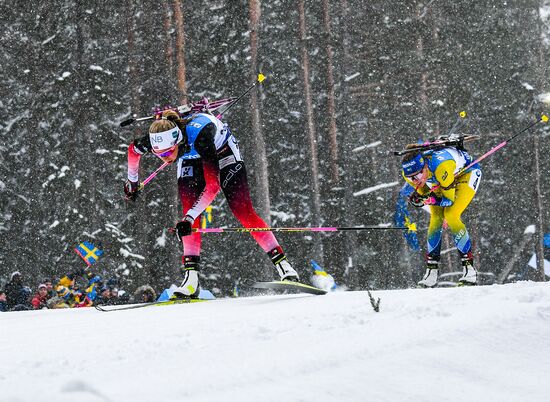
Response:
268,246,299,282
173,256,201,298
418,255,439,288
458,252,477,286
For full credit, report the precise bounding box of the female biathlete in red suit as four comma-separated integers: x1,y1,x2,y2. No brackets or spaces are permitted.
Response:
124,109,298,297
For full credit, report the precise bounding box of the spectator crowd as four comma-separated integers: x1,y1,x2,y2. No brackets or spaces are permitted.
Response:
0,269,158,312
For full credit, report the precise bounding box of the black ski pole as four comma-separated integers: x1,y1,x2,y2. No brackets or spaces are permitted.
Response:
215,73,265,118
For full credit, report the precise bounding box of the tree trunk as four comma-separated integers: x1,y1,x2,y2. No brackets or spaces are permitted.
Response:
163,2,175,79
297,0,321,225
298,0,323,264
319,0,343,280
534,3,547,282
322,0,339,185
74,0,100,236
126,0,141,133
339,0,358,287
125,0,150,287
248,0,271,222
533,124,546,282
173,0,188,104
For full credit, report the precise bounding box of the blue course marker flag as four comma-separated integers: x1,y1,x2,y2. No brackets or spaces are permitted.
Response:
394,183,420,251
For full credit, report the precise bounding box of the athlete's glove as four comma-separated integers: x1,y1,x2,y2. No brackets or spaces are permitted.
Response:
423,195,453,207
176,215,195,240
124,179,140,201
408,191,428,208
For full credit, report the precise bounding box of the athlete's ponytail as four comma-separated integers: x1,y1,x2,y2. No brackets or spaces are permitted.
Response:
149,110,178,134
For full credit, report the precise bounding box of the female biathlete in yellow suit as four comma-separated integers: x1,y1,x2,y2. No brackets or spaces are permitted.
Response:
401,146,482,287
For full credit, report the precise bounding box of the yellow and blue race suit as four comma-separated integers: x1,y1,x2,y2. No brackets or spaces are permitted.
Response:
403,147,482,259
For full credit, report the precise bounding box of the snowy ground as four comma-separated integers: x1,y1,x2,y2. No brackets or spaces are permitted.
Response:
1,281,550,402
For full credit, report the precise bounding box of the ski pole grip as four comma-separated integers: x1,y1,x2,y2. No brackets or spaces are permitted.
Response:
120,118,135,127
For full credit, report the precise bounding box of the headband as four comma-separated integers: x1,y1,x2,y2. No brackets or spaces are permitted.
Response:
149,126,183,152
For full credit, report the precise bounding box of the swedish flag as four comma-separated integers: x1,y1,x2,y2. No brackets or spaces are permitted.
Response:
74,241,103,266
201,206,213,229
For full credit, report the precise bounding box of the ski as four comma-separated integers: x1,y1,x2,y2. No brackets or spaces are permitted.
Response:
251,280,327,296
393,134,480,156
94,298,208,312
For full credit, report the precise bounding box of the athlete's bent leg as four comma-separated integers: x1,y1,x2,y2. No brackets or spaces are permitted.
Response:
443,170,482,285
221,161,299,280
174,159,204,297
418,206,445,288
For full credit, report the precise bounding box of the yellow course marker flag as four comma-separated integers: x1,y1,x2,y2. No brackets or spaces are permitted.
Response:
459,111,467,118
257,73,266,83
541,114,548,123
